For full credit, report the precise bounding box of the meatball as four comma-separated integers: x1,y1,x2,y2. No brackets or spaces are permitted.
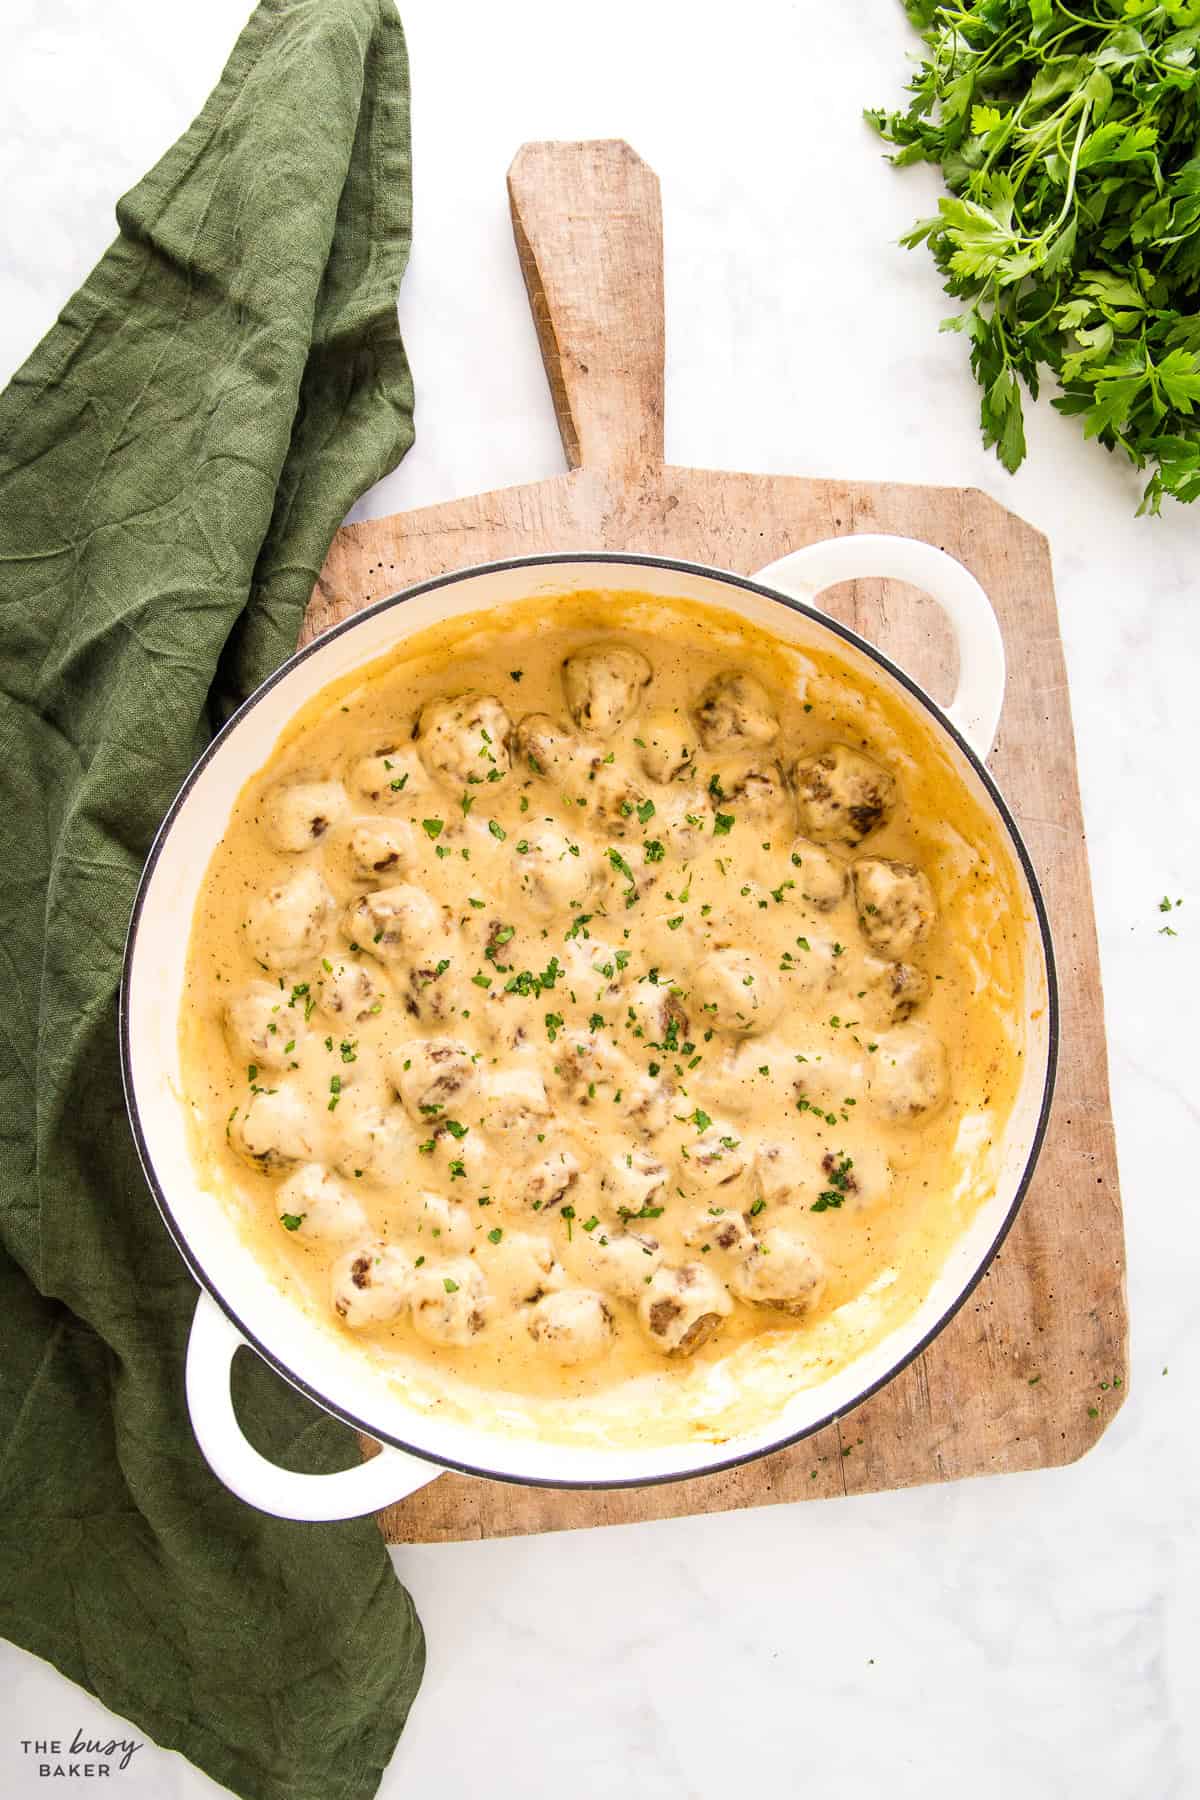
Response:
511,824,602,915
397,956,459,1025
626,980,688,1051
685,1124,750,1191
231,1086,315,1173
690,948,782,1035
486,1230,562,1306
276,1163,368,1241
389,1037,479,1122
225,980,298,1070
789,743,896,847
552,1032,634,1106
753,1140,805,1208
515,1145,582,1214
317,958,386,1024
352,746,429,808
618,1073,675,1137
730,1228,826,1316
481,1064,551,1136
407,1189,474,1252
638,1262,733,1357
788,837,848,911
578,1228,663,1299
527,1288,614,1365
416,691,512,789
637,709,697,784
793,1044,866,1113
262,779,349,853
862,955,930,1025
585,763,652,838
330,1098,412,1184
683,1204,753,1255
710,757,793,835
694,669,779,751
330,1240,414,1330
559,934,626,1009
348,816,419,879
852,857,936,957
410,1258,490,1345
810,1145,890,1214
599,1145,669,1217
780,934,840,999
562,644,653,737
655,786,709,859
245,867,336,970
512,712,590,782
867,1023,948,1119
343,882,446,963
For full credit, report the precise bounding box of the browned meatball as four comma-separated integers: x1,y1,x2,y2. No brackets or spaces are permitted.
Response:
348,817,418,879
562,645,652,736
730,1228,826,1316
416,692,512,789
690,948,782,1036
527,1288,614,1365
343,883,446,963
852,858,936,957
410,1259,491,1345
694,670,779,750
330,1240,414,1329
262,780,349,852
512,712,589,781
317,958,387,1024
867,1024,948,1119
710,756,794,835
245,868,336,970
637,710,698,784
683,1204,753,1255
515,1145,583,1214
231,1087,315,1174
862,955,930,1025
599,1145,668,1217
789,743,896,847
225,980,299,1070
638,1263,733,1356
788,837,847,911
389,1037,479,1121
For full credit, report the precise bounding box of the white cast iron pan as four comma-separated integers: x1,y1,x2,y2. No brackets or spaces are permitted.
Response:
120,538,1057,1519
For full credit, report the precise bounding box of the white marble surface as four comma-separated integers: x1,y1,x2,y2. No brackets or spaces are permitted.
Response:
2,2,1198,1796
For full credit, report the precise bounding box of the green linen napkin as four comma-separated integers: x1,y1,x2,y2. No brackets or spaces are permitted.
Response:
0,4,424,1797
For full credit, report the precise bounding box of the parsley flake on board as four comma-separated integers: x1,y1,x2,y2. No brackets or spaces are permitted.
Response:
871,2,1200,512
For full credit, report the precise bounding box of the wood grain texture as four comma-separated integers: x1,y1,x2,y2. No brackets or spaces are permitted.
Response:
301,142,1127,1543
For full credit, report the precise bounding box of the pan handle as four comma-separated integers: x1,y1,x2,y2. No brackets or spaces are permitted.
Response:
752,534,1006,761
185,1291,440,1521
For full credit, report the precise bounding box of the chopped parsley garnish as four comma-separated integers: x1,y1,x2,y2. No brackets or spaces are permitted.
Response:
713,811,734,836
279,1213,304,1232
421,817,444,839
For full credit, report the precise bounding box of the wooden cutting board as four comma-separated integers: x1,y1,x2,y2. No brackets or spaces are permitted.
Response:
302,141,1128,1543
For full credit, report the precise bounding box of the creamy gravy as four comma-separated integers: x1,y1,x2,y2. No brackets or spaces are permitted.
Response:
179,590,1027,1445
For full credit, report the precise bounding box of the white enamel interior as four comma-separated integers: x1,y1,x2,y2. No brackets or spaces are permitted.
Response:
125,553,1054,1494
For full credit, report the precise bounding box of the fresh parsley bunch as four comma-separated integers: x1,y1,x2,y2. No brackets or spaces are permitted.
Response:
869,0,1200,513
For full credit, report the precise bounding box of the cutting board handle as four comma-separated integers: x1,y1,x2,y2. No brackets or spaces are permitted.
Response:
508,140,664,477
